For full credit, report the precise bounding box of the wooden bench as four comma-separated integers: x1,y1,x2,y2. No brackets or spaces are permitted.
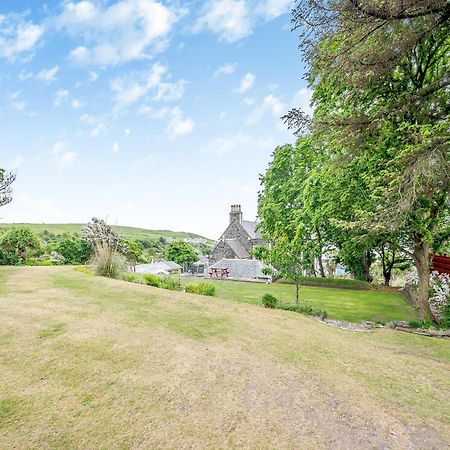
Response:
209,268,230,278
431,254,450,275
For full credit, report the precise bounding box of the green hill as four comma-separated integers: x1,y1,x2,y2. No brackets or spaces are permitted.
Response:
0,223,214,245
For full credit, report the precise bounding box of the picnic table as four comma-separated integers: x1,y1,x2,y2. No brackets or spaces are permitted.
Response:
209,267,230,278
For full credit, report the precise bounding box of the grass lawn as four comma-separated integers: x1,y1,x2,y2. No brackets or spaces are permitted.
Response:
0,266,448,449
175,276,418,322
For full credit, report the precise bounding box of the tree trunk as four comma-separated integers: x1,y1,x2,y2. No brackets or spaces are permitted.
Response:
318,254,325,277
361,251,372,282
315,226,326,277
295,282,300,304
383,271,391,286
412,238,435,321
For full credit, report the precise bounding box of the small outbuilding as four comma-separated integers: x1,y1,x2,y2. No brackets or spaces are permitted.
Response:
135,261,182,275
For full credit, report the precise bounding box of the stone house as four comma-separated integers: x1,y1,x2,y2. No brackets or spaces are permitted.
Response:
209,205,268,264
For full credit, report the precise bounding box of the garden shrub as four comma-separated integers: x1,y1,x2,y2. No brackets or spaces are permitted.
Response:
185,282,216,296
122,273,137,283
91,244,126,279
408,319,434,329
159,277,182,291
277,302,327,318
262,293,278,308
143,274,160,287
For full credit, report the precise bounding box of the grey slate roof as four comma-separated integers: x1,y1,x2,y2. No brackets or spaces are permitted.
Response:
208,258,272,280
135,260,181,274
225,238,250,259
241,220,261,239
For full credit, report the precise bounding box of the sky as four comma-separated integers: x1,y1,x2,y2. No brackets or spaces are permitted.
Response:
0,0,310,239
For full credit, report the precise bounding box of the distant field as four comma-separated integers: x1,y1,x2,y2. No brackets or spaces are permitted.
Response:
177,276,417,322
0,266,448,449
0,223,213,244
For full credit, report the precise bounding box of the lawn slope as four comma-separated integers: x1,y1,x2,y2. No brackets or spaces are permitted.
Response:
0,267,448,449
179,276,417,322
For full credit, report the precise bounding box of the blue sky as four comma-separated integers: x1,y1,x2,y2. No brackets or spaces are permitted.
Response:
0,0,310,239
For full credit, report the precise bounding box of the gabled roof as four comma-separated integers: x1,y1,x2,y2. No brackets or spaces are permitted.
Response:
162,260,183,271
225,238,250,259
241,220,261,239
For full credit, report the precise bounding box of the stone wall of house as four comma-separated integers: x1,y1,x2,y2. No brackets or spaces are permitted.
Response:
209,240,237,264
221,220,252,252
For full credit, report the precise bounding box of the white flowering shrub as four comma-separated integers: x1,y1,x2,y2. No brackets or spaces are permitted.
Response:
404,270,450,322
429,271,450,312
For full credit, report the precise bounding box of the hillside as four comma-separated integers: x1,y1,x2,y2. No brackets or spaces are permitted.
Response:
0,266,448,449
0,223,214,245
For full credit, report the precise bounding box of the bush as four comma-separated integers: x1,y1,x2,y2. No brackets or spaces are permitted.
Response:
159,277,182,291
277,302,327,318
408,319,435,330
91,245,126,279
277,276,371,290
143,274,161,287
262,293,278,308
122,273,137,283
185,282,216,296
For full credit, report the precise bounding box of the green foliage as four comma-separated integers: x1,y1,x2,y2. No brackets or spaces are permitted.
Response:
143,274,161,287
122,240,145,268
165,241,199,265
52,235,92,264
277,276,371,290
122,273,138,283
159,277,182,291
408,319,435,330
261,293,278,309
185,282,216,296
277,303,327,319
0,226,42,265
142,274,182,291
440,301,450,330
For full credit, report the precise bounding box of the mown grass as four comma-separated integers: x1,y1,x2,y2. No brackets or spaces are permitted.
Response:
0,266,448,449
177,276,417,322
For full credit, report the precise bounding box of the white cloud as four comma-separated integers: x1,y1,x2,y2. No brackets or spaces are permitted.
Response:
112,142,119,153
71,99,85,109
246,94,285,125
138,105,195,139
124,128,131,136
58,0,177,66
89,71,98,82
52,141,77,168
0,14,43,60
15,194,57,212
214,63,236,77
203,132,275,156
9,155,24,170
220,179,257,194
236,72,255,94
54,89,70,106
196,0,251,43
111,62,185,111
257,0,293,19
166,108,195,139
36,65,59,83
291,87,313,117
80,114,108,137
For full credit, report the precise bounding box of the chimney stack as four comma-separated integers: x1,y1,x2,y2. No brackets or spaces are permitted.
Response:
229,204,243,224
